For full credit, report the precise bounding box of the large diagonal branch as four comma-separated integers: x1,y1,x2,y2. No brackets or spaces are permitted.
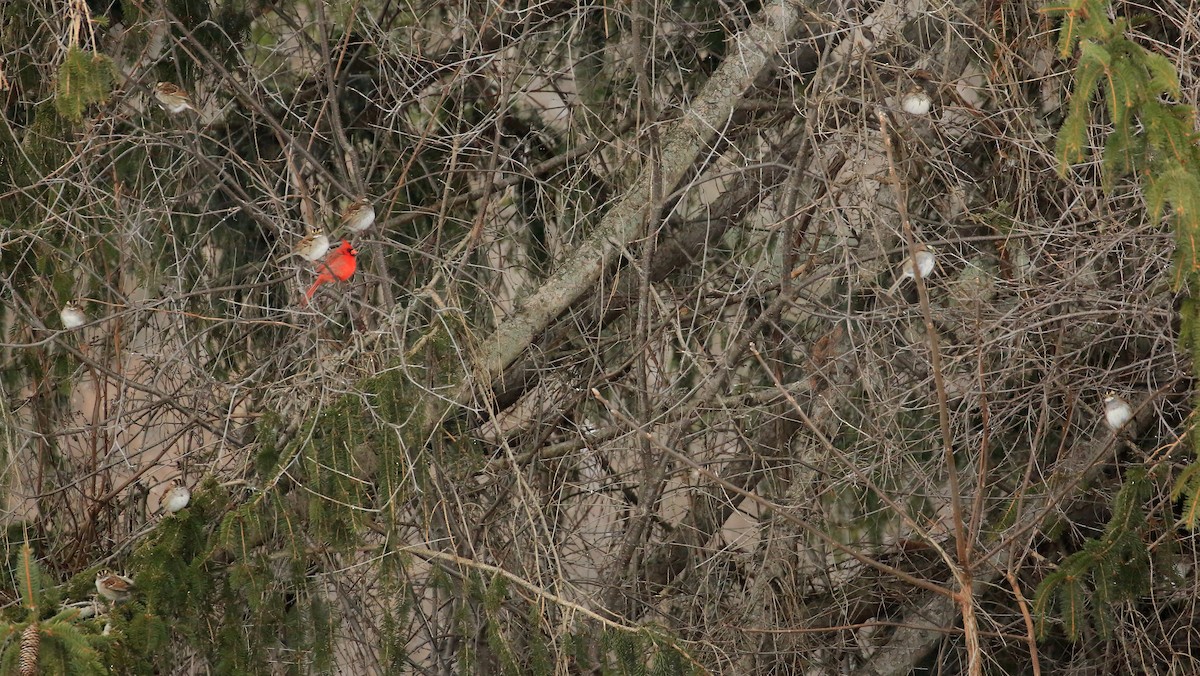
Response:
480,154,797,422
451,0,806,407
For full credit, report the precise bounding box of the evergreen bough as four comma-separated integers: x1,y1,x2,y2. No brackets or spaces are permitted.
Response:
1038,0,1200,640
0,543,105,675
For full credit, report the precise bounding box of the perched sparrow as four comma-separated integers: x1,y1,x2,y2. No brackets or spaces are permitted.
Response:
280,230,331,262
162,481,191,513
60,301,86,329
886,244,936,295
339,198,376,233
95,569,135,602
305,240,359,303
900,85,932,116
153,82,196,114
1104,392,1133,430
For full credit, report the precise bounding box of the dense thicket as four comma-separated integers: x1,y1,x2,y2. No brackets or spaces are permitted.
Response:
1,0,1198,673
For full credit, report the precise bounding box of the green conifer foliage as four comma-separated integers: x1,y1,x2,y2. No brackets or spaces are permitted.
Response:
1045,0,1200,275
1033,470,1152,640
53,48,115,124
1042,0,1200,628
0,543,105,675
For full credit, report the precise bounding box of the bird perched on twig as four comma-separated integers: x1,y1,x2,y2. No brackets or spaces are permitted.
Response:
900,85,932,116
305,240,358,304
153,82,196,114
60,301,86,329
886,244,936,295
339,198,376,233
95,570,135,602
162,481,191,514
279,230,331,263
1104,392,1133,430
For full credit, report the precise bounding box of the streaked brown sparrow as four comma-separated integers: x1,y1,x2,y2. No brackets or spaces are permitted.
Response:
339,198,376,233
900,85,932,116
886,244,936,295
162,481,191,513
1104,392,1133,430
153,82,196,114
60,301,86,329
95,569,135,602
280,230,331,262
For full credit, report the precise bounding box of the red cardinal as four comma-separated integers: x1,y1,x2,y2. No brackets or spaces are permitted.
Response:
304,240,358,304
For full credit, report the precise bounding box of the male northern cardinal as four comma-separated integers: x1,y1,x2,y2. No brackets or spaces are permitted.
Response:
305,240,358,303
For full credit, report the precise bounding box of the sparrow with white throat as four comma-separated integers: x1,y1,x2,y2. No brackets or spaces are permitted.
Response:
279,230,331,262
95,569,135,602
886,244,936,295
162,481,191,514
340,198,376,233
153,82,196,114
1104,392,1133,430
60,301,86,329
900,85,932,116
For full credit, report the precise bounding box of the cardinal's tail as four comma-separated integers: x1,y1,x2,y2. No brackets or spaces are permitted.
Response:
304,276,327,304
